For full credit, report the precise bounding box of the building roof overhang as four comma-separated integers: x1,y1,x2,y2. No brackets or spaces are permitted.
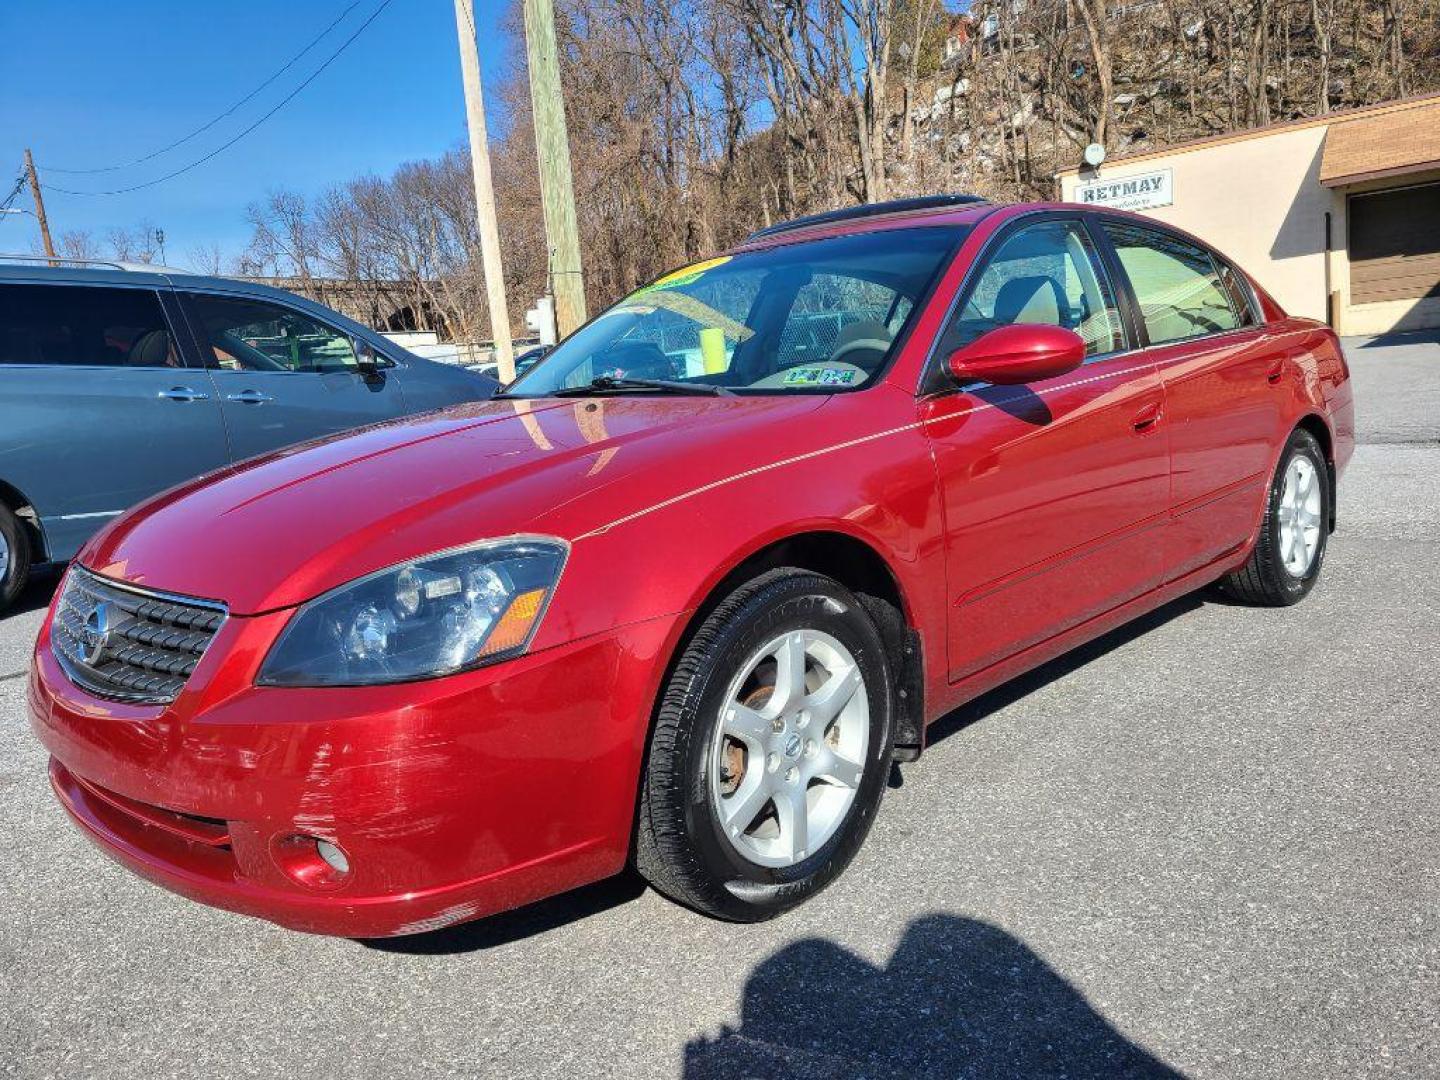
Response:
1319,99,1440,187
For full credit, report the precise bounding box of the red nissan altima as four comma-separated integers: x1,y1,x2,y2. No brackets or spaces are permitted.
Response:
29,197,1354,936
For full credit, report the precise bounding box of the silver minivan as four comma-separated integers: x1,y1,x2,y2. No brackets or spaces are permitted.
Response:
0,260,497,613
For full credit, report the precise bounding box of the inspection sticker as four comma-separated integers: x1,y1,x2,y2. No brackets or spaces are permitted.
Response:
782,366,858,386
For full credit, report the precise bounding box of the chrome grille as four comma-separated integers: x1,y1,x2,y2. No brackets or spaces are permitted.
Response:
51,567,226,705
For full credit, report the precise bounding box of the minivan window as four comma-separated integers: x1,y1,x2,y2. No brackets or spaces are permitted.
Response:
0,284,181,367
185,294,360,373
940,218,1126,359
1102,222,1243,345
505,228,964,397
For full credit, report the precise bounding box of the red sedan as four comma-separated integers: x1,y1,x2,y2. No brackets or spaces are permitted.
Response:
29,197,1354,936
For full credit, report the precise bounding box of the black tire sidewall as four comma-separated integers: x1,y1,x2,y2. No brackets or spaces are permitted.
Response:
669,574,893,913
0,506,30,612
1266,431,1329,601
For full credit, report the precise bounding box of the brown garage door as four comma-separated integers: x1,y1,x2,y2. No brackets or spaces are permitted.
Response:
1349,183,1440,305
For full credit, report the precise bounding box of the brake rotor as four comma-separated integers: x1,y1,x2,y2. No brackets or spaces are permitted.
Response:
718,685,774,796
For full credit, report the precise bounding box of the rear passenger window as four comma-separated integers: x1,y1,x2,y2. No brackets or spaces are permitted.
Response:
1102,223,1245,344
0,284,180,367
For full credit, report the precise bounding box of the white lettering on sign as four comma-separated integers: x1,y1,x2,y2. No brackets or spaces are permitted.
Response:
1073,168,1174,212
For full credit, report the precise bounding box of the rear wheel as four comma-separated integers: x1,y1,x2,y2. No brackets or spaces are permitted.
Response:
1220,428,1329,606
0,504,31,615
636,568,895,921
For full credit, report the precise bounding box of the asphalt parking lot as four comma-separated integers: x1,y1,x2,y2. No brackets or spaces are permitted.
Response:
2,334,1437,1079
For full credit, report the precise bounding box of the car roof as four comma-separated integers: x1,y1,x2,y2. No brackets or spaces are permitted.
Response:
0,259,287,296
730,198,1245,258
731,200,1002,253
0,260,396,344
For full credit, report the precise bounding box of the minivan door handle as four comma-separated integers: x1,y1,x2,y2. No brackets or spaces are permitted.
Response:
158,386,210,403
225,389,274,405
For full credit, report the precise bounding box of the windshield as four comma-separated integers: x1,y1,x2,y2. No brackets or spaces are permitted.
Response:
505,227,965,397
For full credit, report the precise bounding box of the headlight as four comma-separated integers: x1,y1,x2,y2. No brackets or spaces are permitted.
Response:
258,537,567,687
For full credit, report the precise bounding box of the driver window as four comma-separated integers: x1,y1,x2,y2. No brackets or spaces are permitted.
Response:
185,294,360,373
941,219,1125,359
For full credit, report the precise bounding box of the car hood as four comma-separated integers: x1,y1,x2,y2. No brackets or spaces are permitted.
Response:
84,394,830,614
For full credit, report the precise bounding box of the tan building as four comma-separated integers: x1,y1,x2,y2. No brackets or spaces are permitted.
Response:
1057,93,1440,336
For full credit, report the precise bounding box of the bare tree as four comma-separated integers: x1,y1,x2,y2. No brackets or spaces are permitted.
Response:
231,0,1440,338
187,241,226,276
57,230,102,263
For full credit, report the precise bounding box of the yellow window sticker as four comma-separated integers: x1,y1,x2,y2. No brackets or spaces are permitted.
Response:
639,256,732,294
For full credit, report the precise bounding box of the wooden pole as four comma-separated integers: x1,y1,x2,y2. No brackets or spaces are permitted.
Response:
523,0,587,337
453,0,515,381
23,149,57,265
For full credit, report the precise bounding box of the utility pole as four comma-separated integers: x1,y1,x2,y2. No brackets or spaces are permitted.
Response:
523,0,586,337
453,0,515,381
23,149,57,264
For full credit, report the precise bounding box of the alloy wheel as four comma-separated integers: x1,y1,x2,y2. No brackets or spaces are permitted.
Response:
709,628,869,869
1278,454,1323,577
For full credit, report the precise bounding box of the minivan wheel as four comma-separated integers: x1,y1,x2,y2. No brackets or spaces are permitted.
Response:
0,504,31,615
636,568,895,921
1219,428,1330,607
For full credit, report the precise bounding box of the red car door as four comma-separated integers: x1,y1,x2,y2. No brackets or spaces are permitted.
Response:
922,215,1171,682
1098,220,1284,579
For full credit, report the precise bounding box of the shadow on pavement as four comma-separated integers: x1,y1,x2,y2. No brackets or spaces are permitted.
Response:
1350,329,1440,350
358,872,648,955
1,565,62,622
924,594,1204,749
684,914,1183,1079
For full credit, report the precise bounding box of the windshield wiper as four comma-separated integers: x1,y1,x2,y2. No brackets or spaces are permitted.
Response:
550,375,733,397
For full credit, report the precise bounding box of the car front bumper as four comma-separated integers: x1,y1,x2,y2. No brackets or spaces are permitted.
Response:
29,598,679,937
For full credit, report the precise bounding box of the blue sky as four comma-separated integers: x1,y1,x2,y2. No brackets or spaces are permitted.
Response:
0,0,513,265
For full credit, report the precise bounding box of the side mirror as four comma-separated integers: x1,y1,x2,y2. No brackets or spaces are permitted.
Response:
946,324,1086,386
353,339,383,380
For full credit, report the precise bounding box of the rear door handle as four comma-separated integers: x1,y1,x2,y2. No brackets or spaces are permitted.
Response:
158,386,209,403
225,389,274,405
1131,402,1163,433
1266,362,1284,384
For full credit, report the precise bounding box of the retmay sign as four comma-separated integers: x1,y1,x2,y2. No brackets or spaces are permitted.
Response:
1074,168,1174,211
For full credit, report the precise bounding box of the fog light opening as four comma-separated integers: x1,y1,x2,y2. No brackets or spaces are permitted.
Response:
315,838,350,874
272,833,352,891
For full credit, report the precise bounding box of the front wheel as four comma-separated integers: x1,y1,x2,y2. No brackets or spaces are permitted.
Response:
636,568,895,921
1220,427,1330,606
0,505,31,615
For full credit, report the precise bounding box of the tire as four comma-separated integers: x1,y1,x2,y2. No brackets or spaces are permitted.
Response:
636,568,896,921
0,504,31,616
1219,428,1330,606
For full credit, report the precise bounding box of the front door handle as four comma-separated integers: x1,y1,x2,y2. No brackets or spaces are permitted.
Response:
158,386,210,403
1131,402,1163,433
225,389,274,405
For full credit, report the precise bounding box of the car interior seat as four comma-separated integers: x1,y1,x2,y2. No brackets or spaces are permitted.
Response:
991,276,1070,329
127,329,177,367
826,319,893,372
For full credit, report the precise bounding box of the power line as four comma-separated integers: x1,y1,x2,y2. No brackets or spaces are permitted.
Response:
0,172,25,214
45,1,363,175
44,0,396,197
